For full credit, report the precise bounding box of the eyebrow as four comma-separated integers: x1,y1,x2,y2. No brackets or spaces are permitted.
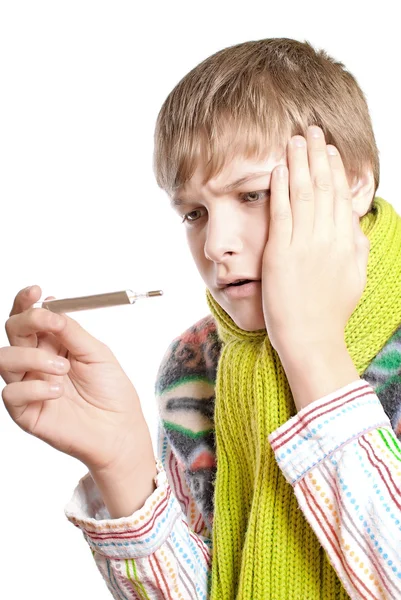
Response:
171,171,271,207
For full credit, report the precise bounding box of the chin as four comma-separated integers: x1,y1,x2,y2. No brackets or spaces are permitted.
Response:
209,288,266,332
226,305,266,332
233,315,266,332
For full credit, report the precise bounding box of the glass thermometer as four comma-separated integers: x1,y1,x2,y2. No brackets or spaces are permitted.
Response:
33,289,163,314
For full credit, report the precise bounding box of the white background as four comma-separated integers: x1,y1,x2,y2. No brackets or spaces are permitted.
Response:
0,0,400,597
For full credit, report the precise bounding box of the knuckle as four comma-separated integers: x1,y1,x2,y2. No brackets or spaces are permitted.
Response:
46,311,60,327
297,190,314,203
5,317,13,336
30,308,53,330
272,209,291,222
313,176,331,193
1,384,11,404
27,308,41,329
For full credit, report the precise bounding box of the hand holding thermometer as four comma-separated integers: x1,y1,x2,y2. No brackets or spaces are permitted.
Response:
33,289,163,313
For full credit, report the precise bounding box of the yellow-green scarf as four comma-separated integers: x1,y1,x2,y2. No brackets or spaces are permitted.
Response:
206,197,401,599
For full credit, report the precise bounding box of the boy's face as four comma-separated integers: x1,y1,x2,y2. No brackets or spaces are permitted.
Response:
171,151,287,331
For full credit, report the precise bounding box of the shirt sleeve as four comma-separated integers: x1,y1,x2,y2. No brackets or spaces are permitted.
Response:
64,427,211,600
268,378,401,600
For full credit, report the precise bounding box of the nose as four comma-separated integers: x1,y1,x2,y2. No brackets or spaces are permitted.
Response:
204,209,243,262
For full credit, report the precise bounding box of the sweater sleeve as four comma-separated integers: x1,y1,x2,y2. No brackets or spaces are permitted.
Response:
64,426,211,600
268,378,401,600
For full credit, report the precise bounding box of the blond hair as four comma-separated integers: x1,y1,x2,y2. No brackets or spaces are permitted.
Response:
153,38,379,199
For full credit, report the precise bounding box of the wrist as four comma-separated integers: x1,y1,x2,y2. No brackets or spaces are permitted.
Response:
276,338,360,412
84,414,153,476
277,335,347,361
88,425,157,519
89,448,157,519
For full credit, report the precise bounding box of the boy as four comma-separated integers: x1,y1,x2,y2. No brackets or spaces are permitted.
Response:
2,37,401,599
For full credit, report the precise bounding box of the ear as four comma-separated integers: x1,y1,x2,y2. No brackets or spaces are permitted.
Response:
348,166,375,217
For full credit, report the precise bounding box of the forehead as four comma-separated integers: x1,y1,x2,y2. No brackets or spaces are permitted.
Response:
175,150,287,200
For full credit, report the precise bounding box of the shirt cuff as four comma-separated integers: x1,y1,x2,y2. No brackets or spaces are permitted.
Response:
64,459,184,559
268,379,391,486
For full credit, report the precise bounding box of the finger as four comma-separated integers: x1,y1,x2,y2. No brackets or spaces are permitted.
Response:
2,379,63,410
7,307,110,363
35,296,68,358
268,165,292,247
327,145,353,240
288,135,314,241
52,313,112,362
9,285,42,317
306,126,334,233
36,331,68,360
352,212,370,288
0,346,69,381
6,308,67,347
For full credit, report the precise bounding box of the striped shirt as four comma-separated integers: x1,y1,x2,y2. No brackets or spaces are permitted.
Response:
65,378,401,599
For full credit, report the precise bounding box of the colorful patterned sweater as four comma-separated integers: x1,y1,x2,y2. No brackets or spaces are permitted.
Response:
65,315,401,599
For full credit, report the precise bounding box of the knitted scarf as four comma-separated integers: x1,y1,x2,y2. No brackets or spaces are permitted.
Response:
206,197,401,599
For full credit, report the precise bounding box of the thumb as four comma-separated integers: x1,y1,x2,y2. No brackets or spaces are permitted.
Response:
352,212,370,285
36,296,68,358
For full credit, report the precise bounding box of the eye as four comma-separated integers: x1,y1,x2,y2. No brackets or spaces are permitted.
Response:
181,208,205,224
241,190,270,203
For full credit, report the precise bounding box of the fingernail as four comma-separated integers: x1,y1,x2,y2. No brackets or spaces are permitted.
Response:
51,313,65,327
24,286,33,295
49,383,62,393
50,358,67,371
327,145,337,156
310,126,322,138
293,136,306,147
276,165,287,179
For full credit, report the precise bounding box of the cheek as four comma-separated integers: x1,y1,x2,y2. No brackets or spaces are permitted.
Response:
186,231,208,271
247,207,270,253
262,209,270,241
